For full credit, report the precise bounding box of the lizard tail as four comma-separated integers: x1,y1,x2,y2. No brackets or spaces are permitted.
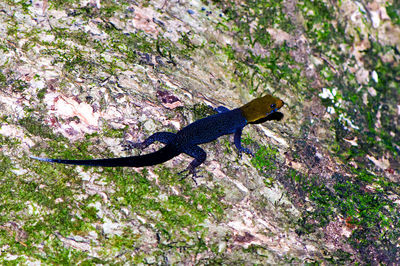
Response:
31,145,181,167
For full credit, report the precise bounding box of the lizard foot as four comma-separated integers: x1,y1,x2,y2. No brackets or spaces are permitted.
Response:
121,140,146,151
238,148,254,158
178,166,202,184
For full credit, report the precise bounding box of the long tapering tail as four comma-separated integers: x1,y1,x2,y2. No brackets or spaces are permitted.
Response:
31,145,181,167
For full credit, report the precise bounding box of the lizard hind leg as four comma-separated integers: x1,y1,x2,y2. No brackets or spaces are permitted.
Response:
179,145,207,181
122,132,177,151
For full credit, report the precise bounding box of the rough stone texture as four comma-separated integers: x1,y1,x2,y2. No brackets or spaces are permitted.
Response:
0,0,399,264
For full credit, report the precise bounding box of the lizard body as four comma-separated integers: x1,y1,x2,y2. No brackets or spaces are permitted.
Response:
31,95,284,175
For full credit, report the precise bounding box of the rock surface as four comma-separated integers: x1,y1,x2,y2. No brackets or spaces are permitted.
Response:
0,0,399,264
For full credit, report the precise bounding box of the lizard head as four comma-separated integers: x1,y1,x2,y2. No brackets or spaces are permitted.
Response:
239,94,284,123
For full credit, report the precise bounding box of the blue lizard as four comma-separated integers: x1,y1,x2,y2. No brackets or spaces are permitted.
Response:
31,95,284,176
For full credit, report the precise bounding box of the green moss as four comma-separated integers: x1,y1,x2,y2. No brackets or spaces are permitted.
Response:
295,0,399,178
48,0,80,9
100,23,196,69
299,0,335,43
191,103,215,121
292,168,400,263
104,166,224,227
386,3,400,25
156,37,176,65
1,73,30,92
178,32,203,56
214,0,308,95
6,24,19,38
84,166,225,259
223,0,295,40
102,124,128,139
329,42,400,163
37,87,47,100
19,116,57,139
0,151,103,263
57,47,97,75
0,71,6,84
0,154,13,186
296,0,400,168
242,137,279,186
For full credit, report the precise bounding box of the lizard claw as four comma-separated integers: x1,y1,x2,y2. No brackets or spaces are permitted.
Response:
245,149,255,157
238,148,254,158
178,166,201,184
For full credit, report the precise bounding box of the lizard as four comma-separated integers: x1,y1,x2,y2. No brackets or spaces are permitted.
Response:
31,94,284,176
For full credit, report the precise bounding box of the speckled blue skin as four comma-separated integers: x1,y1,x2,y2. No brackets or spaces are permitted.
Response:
178,108,247,148
175,108,249,173
31,95,284,176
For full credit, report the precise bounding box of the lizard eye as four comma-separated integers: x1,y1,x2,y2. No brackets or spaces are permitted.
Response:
270,103,276,109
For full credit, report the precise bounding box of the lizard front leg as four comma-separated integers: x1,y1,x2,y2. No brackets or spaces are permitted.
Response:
234,128,254,157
